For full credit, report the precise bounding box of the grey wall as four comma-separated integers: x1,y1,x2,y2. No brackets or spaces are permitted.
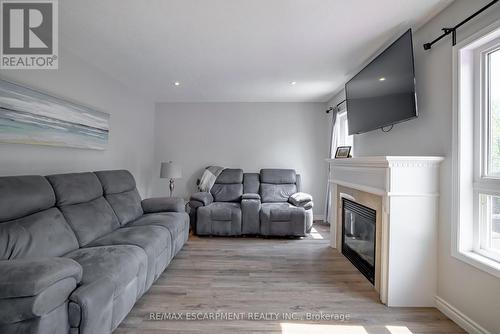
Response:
153,102,329,217
328,1,500,332
0,48,156,196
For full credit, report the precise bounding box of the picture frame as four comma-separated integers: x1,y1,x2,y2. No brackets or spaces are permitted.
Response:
335,146,351,159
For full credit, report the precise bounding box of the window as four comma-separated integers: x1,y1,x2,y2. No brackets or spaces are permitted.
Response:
453,22,500,277
477,48,500,262
479,194,500,260
335,111,353,149
487,48,500,176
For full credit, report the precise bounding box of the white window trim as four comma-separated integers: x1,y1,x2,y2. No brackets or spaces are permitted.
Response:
452,19,500,279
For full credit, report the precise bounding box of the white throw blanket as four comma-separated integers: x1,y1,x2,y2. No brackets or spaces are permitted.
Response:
198,166,224,192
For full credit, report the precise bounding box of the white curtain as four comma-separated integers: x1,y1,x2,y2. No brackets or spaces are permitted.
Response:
323,101,347,224
323,109,338,224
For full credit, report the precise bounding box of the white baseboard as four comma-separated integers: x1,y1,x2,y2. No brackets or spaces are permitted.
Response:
435,296,491,334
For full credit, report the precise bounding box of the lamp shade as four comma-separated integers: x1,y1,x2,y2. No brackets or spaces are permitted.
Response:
160,161,182,179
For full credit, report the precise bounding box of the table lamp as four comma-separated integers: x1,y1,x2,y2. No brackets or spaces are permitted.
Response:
160,161,182,197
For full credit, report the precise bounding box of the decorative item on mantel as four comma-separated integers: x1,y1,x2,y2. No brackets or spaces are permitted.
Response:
335,146,351,158
160,161,182,197
0,79,110,150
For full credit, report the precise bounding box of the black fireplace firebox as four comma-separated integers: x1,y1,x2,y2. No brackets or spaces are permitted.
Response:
342,198,376,284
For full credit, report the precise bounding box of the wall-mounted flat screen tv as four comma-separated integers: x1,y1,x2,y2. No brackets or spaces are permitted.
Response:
345,29,417,135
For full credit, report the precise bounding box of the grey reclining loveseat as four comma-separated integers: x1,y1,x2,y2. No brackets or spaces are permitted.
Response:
0,170,189,334
189,168,313,237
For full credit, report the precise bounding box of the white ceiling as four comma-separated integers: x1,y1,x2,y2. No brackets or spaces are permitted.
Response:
60,0,452,103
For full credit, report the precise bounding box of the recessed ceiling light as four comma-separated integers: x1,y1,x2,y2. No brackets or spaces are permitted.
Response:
379,77,386,82
173,81,180,86
290,81,297,85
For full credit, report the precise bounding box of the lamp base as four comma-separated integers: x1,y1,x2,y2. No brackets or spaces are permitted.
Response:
169,179,175,197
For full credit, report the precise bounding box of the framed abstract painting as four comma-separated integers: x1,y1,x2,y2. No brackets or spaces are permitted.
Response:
0,79,110,150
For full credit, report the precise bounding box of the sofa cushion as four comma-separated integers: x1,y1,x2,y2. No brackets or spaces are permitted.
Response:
261,203,304,220
211,184,243,202
0,208,79,260
129,213,187,241
0,175,79,259
260,169,296,184
94,170,136,194
0,175,55,221
65,245,147,333
86,225,171,290
47,172,120,246
46,172,102,206
215,169,243,184
260,184,297,203
65,245,147,298
243,173,260,194
105,190,143,225
197,203,242,236
59,197,120,247
128,212,189,256
95,170,144,225
210,204,233,221
208,169,244,202
260,203,306,236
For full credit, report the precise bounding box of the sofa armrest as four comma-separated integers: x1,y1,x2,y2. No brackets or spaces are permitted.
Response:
142,197,185,213
295,201,313,210
0,258,82,324
241,193,261,234
68,276,114,332
0,257,82,299
242,193,261,201
189,192,214,206
288,192,313,207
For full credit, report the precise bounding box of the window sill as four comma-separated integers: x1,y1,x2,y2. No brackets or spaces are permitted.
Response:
453,249,500,279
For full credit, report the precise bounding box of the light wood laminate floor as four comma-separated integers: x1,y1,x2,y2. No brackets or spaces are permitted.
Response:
116,223,465,334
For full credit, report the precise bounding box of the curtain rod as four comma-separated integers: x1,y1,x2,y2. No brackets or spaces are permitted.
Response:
423,0,499,50
326,99,346,114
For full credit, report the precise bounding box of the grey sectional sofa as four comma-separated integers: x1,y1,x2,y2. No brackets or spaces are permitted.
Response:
0,170,189,334
189,169,313,237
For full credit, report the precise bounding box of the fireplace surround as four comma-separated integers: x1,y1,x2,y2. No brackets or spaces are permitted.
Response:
327,156,443,307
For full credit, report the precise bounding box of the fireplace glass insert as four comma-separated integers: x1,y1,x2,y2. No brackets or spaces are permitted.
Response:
342,198,376,284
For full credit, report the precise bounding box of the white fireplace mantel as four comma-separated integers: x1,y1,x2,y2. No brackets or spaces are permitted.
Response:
327,156,444,307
